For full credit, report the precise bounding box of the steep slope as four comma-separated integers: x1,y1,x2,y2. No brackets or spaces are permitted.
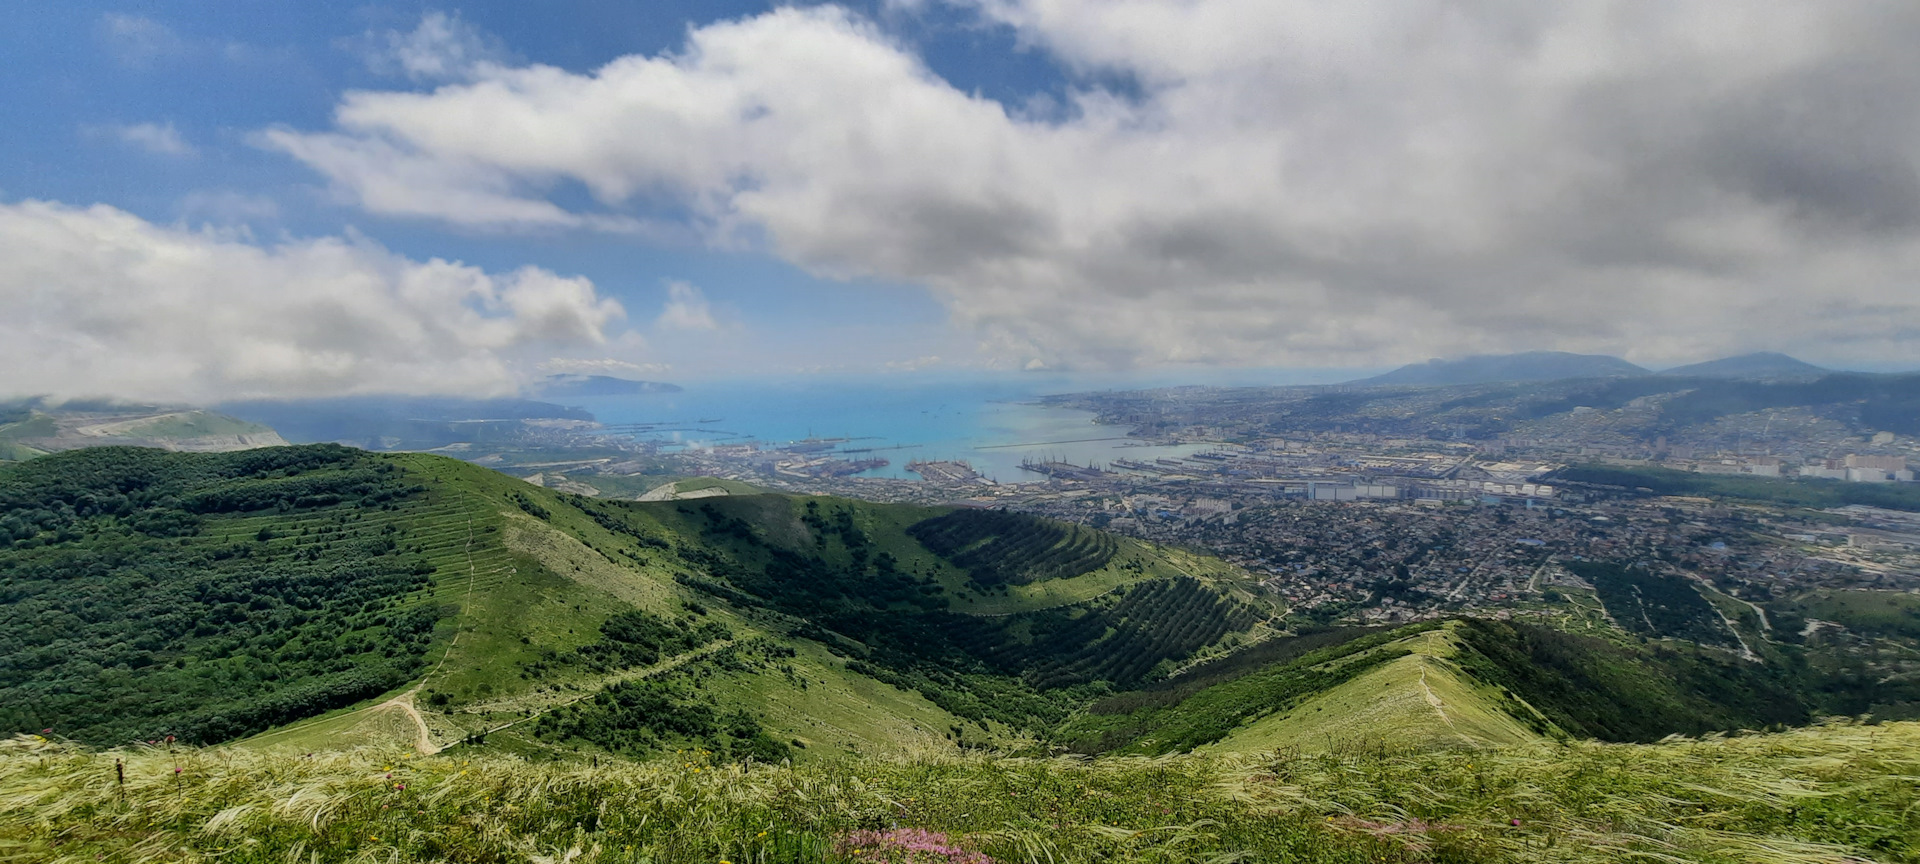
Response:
1056,608,1845,756
1204,626,1546,752
0,445,1276,760
1357,351,1649,386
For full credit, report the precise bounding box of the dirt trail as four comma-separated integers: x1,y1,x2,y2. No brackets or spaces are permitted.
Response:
464,639,736,737
372,692,440,755
373,516,486,755
1418,665,1452,726
1684,573,1761,661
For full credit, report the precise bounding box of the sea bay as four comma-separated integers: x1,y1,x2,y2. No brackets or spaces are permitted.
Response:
562,371,1313,481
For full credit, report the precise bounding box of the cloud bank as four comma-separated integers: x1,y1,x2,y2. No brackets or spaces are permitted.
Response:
0,201,624,403
267,2,1920,369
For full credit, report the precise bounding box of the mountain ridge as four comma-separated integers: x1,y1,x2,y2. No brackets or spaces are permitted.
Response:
532,374,683,398
1356,351,1650,386
1657,351,1827,379
2,444,1895,764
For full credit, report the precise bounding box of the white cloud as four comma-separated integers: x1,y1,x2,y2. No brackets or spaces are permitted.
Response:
655,281,720,331
886,355,944,371
177,189,280,223
108,122,194,157
0,200,625,402
356,11,511,82
99,13,184,67
265,3,1920,369
537,357,671,377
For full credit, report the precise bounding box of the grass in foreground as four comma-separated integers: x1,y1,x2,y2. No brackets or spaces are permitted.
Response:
4,721,1917,863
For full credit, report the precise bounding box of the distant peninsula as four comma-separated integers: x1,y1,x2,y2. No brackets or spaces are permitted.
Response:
533,374,683,398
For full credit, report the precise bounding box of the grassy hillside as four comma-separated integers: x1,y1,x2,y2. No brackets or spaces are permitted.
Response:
1206,626,1546,753
7,720,1918,863
0,445,1275,760
12,446,1920,860
11,443,1908,777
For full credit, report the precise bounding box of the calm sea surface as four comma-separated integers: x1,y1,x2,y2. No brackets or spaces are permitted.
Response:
563,370,1338,481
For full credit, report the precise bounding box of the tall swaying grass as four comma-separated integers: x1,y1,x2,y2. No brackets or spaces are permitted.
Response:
3,721,1916,863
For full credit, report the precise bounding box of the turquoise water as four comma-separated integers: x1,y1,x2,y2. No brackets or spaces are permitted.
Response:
564,371,1316,481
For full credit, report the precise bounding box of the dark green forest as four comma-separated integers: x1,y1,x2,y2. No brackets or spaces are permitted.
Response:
534,638,794,761
1550,463,1920,511
907,508,1117,587
1572,561,1737,647
659,501,1258,732
0,446,446,744
1452,619,1811,740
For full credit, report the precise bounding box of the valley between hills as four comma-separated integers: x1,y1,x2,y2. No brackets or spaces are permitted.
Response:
4,445,1919,863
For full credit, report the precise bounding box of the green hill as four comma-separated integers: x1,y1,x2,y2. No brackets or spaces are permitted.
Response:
11,445,1920,861
0,445,1278,759
9,444,1910,767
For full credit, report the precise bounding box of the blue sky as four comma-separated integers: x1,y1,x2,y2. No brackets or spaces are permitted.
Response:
3,2,1056,383
6,2,1920,401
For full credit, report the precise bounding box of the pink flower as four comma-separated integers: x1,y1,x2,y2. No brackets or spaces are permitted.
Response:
834,828,994,864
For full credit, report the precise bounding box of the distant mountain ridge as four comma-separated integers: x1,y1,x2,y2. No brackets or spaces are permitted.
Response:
219,396,594,449
533,374,682,398
1657,351,1827,379
0,400,286,460
1357,350,1836,387
1357,351,1650,386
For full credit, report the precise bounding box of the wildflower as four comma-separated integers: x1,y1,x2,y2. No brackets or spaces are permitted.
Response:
1509,819,1521,826
835,828,992,863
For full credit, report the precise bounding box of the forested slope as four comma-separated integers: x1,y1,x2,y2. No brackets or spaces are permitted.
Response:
0,446,1276,757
